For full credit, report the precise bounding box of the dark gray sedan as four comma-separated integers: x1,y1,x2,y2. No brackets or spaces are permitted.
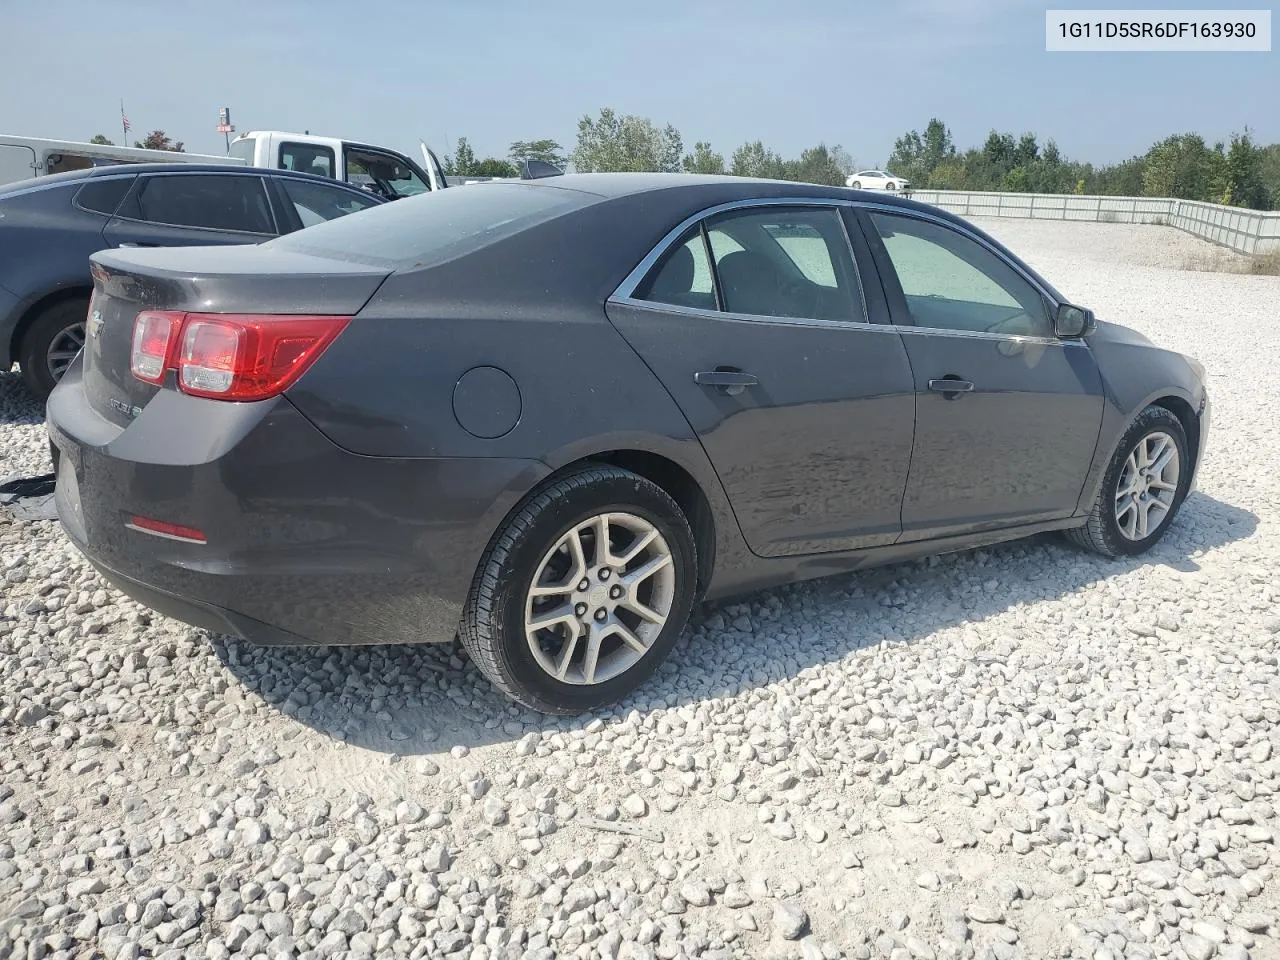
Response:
46,175,1210,714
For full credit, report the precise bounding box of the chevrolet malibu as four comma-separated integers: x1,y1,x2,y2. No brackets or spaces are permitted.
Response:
48,174,1209,714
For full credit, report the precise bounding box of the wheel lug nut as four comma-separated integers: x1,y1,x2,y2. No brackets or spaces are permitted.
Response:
609,585,623,600
575,603,587,617
599,569,611,581
577,579,590,592
594,608,608,622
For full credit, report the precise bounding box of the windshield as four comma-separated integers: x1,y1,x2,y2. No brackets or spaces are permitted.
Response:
268,181,597,268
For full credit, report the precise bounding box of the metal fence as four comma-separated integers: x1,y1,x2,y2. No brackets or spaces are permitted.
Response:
907,190,1280,255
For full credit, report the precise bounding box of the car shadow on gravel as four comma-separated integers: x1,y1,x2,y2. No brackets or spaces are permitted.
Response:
0,371,44,426
211,489,1257,761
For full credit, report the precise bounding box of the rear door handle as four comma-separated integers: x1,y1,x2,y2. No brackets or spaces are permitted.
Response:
928,378,974,394
694,369,759,396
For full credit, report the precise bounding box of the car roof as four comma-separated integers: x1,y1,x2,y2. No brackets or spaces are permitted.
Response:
0,163,383,200
509,172,929,214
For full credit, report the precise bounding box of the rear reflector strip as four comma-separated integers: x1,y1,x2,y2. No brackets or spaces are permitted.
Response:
126,515,207,544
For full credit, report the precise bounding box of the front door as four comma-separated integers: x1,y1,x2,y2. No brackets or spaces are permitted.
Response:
608,204,916,557
856,208,1105,541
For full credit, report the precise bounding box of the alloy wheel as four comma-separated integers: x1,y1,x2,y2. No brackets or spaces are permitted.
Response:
1114,430,1181,540
46,322,85,381
524,512,676,685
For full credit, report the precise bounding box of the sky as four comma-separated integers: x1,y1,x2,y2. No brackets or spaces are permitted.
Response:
3,0,1276,168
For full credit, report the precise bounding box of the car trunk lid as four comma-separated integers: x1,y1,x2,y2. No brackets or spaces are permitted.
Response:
83,245,392,427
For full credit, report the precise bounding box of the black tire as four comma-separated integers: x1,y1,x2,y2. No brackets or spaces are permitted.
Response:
1065,405,1191,558
460,465,697,715
18,297,89,400
851,181,862,189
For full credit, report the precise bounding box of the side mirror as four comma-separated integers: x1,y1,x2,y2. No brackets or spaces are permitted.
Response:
1055,303,1097,339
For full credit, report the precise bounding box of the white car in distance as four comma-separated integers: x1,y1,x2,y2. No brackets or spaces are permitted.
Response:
846,169,910,191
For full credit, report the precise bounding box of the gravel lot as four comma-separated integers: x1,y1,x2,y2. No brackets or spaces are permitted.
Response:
2,219,1279,960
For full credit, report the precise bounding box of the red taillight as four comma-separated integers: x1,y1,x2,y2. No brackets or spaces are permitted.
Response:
126,515,207,544
129,312,350,401
129,311,183,384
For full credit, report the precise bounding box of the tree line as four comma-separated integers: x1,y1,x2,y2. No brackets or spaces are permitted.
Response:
91,111,1280,211
888,118,1278,210
444,108,1278,210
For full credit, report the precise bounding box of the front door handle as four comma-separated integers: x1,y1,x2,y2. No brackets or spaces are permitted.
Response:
928,378,974,395
694,369,759,397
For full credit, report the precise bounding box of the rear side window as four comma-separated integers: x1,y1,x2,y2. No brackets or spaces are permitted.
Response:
126,174,274,234
269,182,596,268
73,177,134,216
279,177,382,228
280,143,335,179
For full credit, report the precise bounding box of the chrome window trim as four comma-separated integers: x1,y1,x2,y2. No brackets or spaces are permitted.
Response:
0,172,139,202
611,196,1072,338
614,296,902,335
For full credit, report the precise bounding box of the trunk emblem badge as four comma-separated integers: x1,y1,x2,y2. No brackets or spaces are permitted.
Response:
109,398,142,419
88,310,105,339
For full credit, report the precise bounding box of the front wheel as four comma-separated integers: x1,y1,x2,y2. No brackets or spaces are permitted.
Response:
460,466,697,714
851,180,862,189
1065,405,1191,557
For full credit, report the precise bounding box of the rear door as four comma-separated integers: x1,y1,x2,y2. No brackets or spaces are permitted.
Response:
608,202,916,557
102,172,278,248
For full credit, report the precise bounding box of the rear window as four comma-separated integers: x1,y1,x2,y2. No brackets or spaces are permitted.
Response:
267,182,597,268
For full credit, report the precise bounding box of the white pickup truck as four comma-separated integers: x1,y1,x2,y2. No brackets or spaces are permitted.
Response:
228,130,451,200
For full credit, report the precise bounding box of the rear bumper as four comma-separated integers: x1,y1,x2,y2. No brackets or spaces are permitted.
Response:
47,366,548,646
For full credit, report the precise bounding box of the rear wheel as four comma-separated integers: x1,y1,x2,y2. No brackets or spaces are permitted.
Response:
1065,405,1190,557
851,180,862,189
460,466,697,714
19,297,89,400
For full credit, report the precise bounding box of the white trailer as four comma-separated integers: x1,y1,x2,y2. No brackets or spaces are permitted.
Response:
0,135,243,187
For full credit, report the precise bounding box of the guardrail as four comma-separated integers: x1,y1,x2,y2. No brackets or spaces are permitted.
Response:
907,190,1280,255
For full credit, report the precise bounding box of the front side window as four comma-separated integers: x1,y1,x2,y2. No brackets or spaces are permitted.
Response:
279,143,335,180
131,174,274,234
279,177,382,228
868,211,1052,338
345,147,430,200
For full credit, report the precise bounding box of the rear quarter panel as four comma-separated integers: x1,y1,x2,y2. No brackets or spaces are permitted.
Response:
0,184,107,362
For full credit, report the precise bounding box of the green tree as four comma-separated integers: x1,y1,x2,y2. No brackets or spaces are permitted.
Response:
443,137,479,177
682,141,726,175
1141,134,1224,201
89,134,114,145
785,144,847,186
134,130,184,152
509,139,564,165
474,157,519,178
1224,130,1268,209
730,140,788,179
572,108,683,173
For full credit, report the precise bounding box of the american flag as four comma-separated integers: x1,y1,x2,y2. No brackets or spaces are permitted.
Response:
120,102,130,133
